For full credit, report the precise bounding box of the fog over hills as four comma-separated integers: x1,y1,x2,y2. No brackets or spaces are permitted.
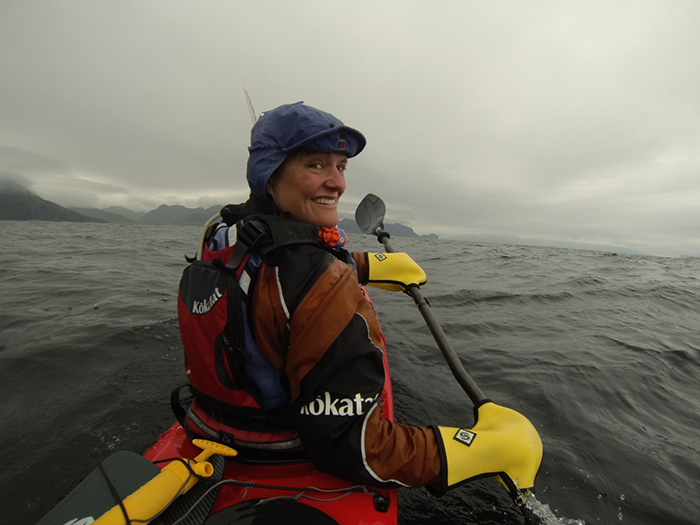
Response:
71,208,136,224
0,180,102,222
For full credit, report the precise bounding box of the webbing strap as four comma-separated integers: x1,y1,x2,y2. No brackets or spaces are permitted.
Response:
171,384,191,427
98,462,131,524
226,218,269,270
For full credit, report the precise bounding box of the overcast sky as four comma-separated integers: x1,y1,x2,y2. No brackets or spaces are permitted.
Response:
2,1,699,256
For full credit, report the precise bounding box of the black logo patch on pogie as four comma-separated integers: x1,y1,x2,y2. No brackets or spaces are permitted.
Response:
453,428,476,447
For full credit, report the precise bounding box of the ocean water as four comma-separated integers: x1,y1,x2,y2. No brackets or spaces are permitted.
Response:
1,221,698,525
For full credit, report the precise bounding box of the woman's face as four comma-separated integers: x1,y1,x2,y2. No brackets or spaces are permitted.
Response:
267,151,348,228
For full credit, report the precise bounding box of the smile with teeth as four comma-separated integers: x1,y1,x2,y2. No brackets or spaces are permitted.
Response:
313,197,336,205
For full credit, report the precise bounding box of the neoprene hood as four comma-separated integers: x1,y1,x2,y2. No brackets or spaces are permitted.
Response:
246,102,366,201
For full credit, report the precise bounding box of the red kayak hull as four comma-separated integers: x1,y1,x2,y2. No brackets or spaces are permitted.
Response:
144,423,398,524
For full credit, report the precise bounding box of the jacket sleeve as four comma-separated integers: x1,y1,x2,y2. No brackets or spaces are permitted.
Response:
351,251,369,285
255,246,441,487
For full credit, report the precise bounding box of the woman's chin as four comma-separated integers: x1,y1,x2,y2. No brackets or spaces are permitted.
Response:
301,209,338,228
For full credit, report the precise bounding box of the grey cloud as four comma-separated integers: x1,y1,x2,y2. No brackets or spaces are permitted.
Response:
2,1,700,256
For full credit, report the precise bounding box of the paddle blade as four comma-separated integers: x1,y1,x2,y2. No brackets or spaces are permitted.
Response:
355,194,386,235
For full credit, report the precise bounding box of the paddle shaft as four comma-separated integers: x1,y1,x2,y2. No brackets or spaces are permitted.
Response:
375,230,486,405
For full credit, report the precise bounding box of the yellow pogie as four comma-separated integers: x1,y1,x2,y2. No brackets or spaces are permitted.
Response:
366,252,427,292
437,402,543,492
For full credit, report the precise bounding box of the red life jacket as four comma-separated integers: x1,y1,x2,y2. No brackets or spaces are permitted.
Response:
174,214,348,453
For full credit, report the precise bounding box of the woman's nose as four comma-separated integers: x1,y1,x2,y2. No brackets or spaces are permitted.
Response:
325,167,345,191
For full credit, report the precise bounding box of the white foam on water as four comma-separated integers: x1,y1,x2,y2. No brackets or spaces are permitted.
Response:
522,492,586,525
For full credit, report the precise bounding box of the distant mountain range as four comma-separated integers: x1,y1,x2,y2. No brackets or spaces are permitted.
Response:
338,218,437,239
0,182,436,238
71,204,223,226
0,181,104,223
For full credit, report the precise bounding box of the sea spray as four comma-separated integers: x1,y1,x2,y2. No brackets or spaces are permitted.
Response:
521,491,586,525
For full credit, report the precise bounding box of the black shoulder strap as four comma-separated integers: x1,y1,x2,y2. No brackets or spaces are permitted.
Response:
226,215,321,270
226,217,270,269
170,384,192,426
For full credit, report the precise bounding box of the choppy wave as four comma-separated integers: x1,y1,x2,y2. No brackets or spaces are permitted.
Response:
1,223,699,524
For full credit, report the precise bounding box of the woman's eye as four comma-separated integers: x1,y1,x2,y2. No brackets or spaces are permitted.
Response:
309,162,323,169
338,164,347,172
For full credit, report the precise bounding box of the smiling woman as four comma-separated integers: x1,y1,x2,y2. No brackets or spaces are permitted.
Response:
178,103,451,489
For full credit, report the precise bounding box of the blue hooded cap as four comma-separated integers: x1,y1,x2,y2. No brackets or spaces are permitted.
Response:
246,102,366,201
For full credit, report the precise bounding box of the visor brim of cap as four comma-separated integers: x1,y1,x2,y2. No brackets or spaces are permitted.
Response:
281,125,366,157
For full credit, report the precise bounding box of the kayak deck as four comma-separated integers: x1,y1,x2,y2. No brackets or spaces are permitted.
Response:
143,423,398,524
